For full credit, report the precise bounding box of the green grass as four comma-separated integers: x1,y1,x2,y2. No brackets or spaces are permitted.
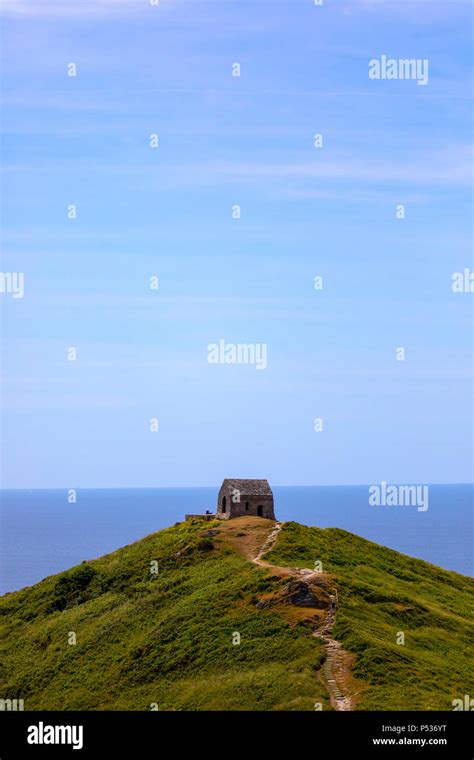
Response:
0,520,328,711
1,518,472,711
265,521,474,710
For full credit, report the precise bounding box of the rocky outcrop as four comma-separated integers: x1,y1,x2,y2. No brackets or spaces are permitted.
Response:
283,579,330,609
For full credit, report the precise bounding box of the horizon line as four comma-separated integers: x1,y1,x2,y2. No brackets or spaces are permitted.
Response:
1,482,473,492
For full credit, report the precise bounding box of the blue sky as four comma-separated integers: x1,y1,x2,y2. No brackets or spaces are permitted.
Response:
1,0,472,488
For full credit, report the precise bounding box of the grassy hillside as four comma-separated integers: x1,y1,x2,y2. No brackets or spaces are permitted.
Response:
1,517,472,711
0,519,328,711
265,521,474,710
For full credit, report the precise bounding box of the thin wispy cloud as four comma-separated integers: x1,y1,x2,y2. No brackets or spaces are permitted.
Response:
0,0,148,17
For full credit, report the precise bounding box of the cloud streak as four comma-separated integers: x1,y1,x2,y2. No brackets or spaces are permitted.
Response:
0,0,149,17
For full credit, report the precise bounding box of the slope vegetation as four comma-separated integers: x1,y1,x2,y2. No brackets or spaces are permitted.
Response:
1,517,472,711
0,518,328,710
265,521,474,710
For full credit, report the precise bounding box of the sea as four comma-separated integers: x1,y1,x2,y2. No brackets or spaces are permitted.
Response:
0,484,472,595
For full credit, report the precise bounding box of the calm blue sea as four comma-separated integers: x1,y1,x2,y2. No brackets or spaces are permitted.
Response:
0,485,472,594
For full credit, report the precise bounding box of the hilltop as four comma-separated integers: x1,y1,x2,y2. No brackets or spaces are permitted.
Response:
0,517,473,711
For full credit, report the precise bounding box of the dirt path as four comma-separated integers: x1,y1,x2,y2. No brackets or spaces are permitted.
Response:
253,521,355,711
